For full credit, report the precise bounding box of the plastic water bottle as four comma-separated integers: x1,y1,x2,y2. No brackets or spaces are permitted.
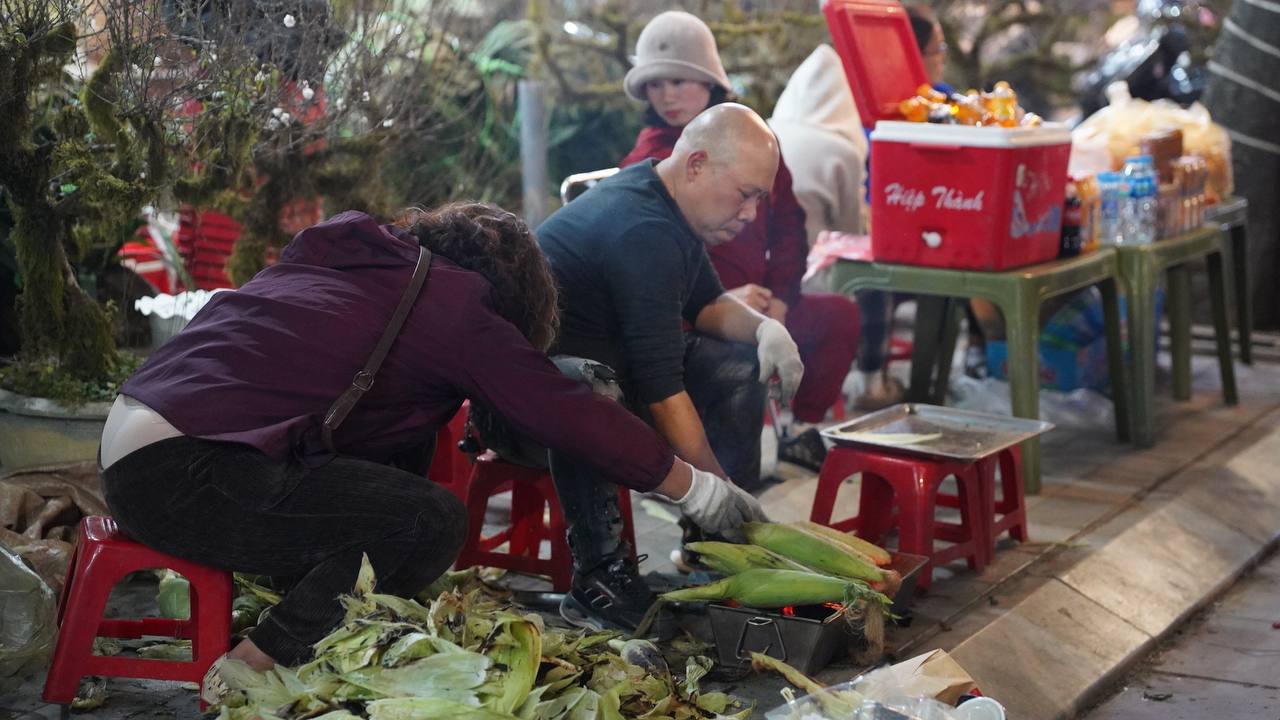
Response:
1096,171,1126,246
1121,155,1158,245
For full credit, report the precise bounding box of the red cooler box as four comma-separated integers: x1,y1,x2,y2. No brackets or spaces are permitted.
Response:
824,0,1072,271
869,122,1071,270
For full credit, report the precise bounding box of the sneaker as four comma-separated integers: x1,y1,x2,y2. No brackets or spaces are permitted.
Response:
559,552,675,639
777,428,828,472
851,371,905,410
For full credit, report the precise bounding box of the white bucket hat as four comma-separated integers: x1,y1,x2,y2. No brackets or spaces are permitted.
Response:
623,11,732,102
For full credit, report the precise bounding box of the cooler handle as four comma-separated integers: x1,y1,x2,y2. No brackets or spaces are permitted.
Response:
910,143,963,152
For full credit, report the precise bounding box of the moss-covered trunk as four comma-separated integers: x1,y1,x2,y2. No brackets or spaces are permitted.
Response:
0,13,117,385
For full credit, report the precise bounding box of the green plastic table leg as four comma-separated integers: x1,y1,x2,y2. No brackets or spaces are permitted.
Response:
931,299,962,404
1099,277,1131,443
1229,224,1253,365
997,288,1043,494
1125,258,1160,447
909,296,948,403
1207,250,1239,405
1168,265,1193,402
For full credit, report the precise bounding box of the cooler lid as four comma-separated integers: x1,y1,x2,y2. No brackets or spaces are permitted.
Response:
822,0,929,130
871,121,1073,148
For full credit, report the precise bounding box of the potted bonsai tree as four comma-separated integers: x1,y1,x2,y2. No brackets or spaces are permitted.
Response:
0,0,166,467
0,0,497,468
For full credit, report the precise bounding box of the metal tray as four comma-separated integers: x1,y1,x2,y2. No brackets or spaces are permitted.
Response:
820,404,1053,461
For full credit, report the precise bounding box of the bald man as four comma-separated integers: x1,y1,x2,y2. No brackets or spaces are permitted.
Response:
510,104,803,634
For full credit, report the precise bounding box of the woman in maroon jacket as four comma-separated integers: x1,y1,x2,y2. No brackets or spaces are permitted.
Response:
99,204,763,696
619,11,862,472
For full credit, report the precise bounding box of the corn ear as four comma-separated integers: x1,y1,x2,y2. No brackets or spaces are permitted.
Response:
794,521,893,567
743,522,884,583
661,569,854,608
684,541,810,575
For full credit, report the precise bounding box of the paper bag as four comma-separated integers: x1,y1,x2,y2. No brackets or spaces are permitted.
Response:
888,649,978,705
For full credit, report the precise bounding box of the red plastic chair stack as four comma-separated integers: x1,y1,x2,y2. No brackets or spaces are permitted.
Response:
43,517,232,707
809,445,987,589
454,453,638,591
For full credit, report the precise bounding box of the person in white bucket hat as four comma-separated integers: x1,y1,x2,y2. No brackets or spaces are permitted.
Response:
623,10,732,114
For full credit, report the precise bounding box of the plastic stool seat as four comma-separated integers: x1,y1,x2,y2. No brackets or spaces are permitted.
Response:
43,516,232,706
454,454,637,591
809,446,987,590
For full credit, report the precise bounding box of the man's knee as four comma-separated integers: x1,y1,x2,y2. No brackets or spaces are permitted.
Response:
685,333,760,386
551,356,625,403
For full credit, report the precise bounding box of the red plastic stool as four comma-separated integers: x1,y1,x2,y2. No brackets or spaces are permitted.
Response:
809,446,987,590
454,453,638,591
975,446,1028,564
43,516,232,706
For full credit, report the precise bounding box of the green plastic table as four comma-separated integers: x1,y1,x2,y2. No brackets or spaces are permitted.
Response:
1115,226,1238,447
830,249,1131,494
1204,197,1252,364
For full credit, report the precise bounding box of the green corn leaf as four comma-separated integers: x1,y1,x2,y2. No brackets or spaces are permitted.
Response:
340,651,489,699
157,570,190,619
367,697,520,720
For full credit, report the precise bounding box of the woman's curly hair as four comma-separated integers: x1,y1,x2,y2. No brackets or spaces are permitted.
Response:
397,203,559,352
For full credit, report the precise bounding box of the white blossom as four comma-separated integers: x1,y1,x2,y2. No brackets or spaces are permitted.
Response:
301,87,315,101
153,56,162,67
393,24,404,36
280,112,292,124
382,118,394,128
267,118,282,131
283,14,296,28
361,91,371,102
271,107,284,117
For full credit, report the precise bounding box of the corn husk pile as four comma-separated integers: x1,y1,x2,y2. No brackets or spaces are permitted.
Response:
211,557,752,720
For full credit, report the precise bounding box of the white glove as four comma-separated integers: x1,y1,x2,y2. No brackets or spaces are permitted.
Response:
756,318,804,403
675,466,769,537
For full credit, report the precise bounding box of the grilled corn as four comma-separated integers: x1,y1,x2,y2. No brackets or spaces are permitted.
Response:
684,541,810,575
743,522,884,583
794,521,893,567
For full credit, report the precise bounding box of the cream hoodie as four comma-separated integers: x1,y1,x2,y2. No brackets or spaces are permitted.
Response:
769,44,868,244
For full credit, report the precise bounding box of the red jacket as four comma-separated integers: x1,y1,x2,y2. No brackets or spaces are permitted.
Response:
621,125,809,305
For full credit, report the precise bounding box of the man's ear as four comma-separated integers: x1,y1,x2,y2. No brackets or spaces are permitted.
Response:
685,149,710,183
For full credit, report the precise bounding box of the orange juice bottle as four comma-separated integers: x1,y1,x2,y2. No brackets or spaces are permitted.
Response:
899,95,930,122
989,81,1018,127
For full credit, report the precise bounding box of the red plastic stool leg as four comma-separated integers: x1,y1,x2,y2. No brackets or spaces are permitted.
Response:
894,464,941,590
810,448,853,527
990,447,1028,544
42,542,106,704
854,472,896,543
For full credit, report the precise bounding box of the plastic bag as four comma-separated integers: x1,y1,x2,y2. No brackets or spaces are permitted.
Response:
1071,82,1233,201
0,544,57,694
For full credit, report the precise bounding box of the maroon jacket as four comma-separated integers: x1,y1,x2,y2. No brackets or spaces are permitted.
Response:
620,125,809,306
122,211,675,491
